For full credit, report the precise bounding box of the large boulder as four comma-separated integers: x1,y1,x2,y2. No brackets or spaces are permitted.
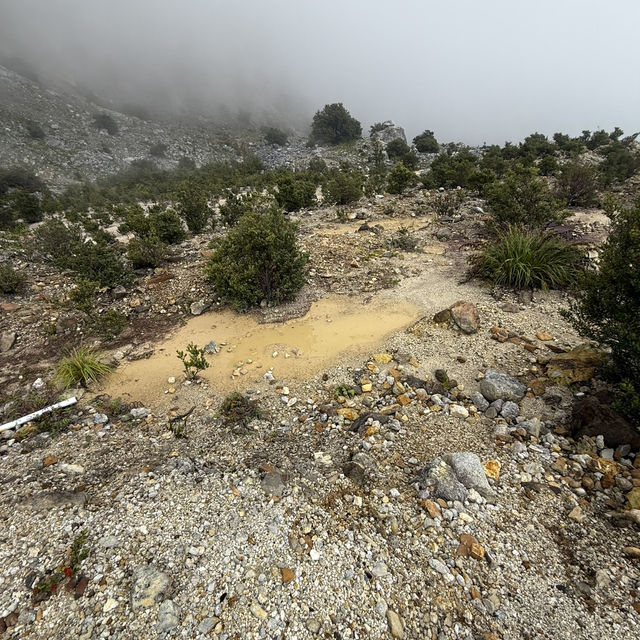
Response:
572,393,640,449
479,370,526,403
371,121,407,145
545,344,603,385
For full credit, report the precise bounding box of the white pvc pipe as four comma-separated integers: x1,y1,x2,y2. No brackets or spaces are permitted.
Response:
0,397,77,433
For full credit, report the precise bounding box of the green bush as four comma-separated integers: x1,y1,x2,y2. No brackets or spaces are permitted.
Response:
205,209,308,309
274,173,316,212
324,170,364,205
566,199,640,417
433,190,464,218
56,346,112,388
520,133,556,160
33,219,83,260
0,166,46,195
413,130,439,153
423,149,478,189
472,225,581,290
151,209,186,244
92,113,119,135
0,264,26,293
177,183,211,233
219,191,251,226
538,154,559,176
308,157,328,174
369,122,386,136
598,141,640,186
484,164,563,228
310,103,362,146
553,132,585,155
127,233,166,268
263,127,288,146
556,162,599,206
386,138,418,169
387,162,416,194
69,279,99,313
91,310,127,340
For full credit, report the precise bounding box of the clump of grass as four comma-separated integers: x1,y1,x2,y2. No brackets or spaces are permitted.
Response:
56,346,113,388
471,225,581,290
220,392,261,426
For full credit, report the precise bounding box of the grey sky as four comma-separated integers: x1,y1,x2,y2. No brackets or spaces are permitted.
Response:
1,0,638,144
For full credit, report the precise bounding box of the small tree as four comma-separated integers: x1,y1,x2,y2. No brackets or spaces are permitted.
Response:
205,209,308,309
324,169,364,205
274,173,316,212
310,103,362,146
263,127,288,146
177,343,210,380
386,138,418,169
413,130,439,153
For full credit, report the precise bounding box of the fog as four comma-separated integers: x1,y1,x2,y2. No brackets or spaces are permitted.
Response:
1,0,639,145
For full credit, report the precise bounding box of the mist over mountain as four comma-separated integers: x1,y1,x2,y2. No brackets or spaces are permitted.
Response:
1,0,639,143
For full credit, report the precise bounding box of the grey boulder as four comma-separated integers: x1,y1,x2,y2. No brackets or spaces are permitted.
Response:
479,370,526,402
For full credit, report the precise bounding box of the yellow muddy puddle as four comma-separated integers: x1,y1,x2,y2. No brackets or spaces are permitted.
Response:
105,295,422,408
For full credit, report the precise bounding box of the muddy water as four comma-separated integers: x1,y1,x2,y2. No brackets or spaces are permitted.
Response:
105,295,422,408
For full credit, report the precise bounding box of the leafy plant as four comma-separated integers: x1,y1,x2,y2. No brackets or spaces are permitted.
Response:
334,384,357,399
556,162,599,206
0,263,27,293
127,233,166,268
177,182,211,233
484,164,563,228
151,209,186,243
263,127,288,146
390,227,420,251
274,172,316,212
176,343,210,380
205,208,308,309
220,392,261,426
386,138,418,169
387,161,416,194
92,113,119,135
433,190,464,218
566,199,640,419
472,225,581,290
324,169,364,205
310,103,362,145
68,279,99,313
56,346,113,388
90,310,127,340
413,130,439,153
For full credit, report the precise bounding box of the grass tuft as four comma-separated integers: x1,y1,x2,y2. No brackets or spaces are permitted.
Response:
472,225,581,290
56,346,113,388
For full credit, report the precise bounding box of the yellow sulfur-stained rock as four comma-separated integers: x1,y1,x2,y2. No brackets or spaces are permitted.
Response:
483,459,501,480
337,408,359,421
373,353,393,364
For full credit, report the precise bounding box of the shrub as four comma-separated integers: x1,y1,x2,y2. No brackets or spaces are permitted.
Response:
538,154,559,176
0,166,46,195
323,170,364,205
566,199,640,418
176,343,210,380
33,219,83,261
598,142,640,186
274,173,316,212
25,119,45,139
520,133,556,160
219,191,251,226
308,156,328,174
127,233,166,268
177,183,211,233
263,127,288,146
386,138,418,169
390,227,420,251
423,149,478,189
91,310,127,340
369,122,386,136
66,241,129,288
0,264,26,293
310,103,362,145
69,279,99,314
472,225,581,290
413,130,439,153
149,143,168,158
205,208,308,309
92,113,119,135
220,392,261,426
556,162,599,206
467,168,496,195
387,162,416,194
553,132,585,155
483,164,563,228
433,190,464,218
151,209,186,244
56,346,113,388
